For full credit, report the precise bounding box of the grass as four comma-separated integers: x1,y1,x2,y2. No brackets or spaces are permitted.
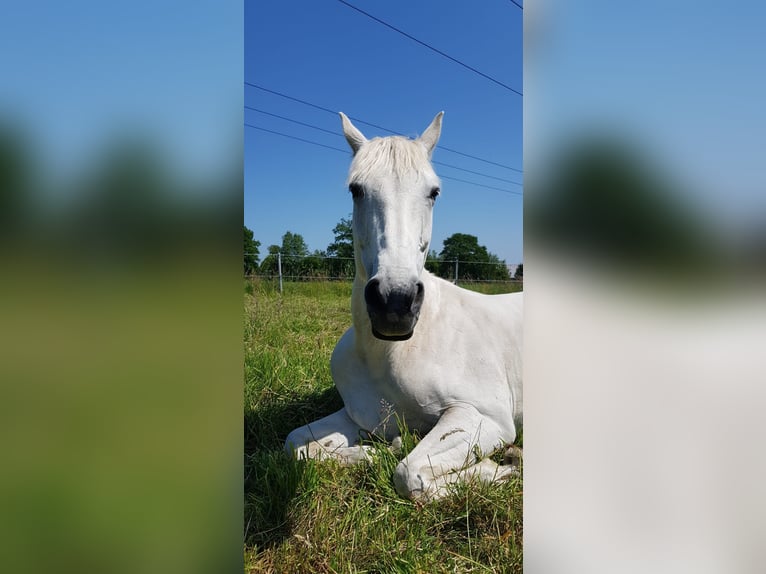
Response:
244,279,523,573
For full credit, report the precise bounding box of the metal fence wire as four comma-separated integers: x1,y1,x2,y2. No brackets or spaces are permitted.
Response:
245,253,522,290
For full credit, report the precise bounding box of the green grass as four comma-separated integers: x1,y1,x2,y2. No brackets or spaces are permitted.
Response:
244,279,522,573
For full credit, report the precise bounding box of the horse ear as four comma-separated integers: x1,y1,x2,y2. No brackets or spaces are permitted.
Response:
419,111,444,157
339,112,367,155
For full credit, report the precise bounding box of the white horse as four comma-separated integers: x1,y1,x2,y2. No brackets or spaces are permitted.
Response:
285,112,523,501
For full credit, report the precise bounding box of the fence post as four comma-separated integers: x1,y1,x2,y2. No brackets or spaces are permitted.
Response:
277,252,283,294
454,258,459,284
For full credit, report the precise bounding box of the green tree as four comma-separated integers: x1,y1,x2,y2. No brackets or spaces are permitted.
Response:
437,233,488,280
326,215,355,278
259,244,281,276
258,232,314,279
526,136,711,272
514,263,523,280
326,215,354,259
244,225,260,275
487,253,511,281
425,249,441,274
302,249,328,279
280,231,309,258
279,231,308,279
435,233,509,281
0,122,36,239
62,136,176,258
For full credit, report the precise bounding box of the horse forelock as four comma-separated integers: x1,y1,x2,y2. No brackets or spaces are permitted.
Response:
347,136,436,186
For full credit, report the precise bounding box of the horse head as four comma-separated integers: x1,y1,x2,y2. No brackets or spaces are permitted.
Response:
340,111,443,341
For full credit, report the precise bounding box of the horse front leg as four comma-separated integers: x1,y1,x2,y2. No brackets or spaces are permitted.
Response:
284,408,372,465
393,405,519,501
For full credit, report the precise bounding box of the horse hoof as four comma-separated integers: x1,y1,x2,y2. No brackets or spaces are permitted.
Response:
504,445,522,466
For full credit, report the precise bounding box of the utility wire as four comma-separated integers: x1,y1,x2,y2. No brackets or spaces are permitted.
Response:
245,106,521,185
245,82,523,173
245,82,397,135
245,105,340,137
245,124,349,154
437,145,522,174
335,0,522,97
440,174,522,196
435,161,521,186
509,0,523,9
245,123,522,196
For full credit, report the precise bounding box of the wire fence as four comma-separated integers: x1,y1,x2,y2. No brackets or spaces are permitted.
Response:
245,253,522,293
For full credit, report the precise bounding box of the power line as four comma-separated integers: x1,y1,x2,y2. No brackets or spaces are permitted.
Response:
437,145,522,174
245,106,340,137
509,0,523,9
245,104,372,139
434,161,521,186
245,82,398,135
440,175,522,196
335,0,523,97
245,124,349,154
246,83,339,119
245,82,523,173
245,123,522,196
245,106,522,185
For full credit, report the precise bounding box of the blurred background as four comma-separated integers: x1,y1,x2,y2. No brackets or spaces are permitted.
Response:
525,2,766,573
0,1,242,573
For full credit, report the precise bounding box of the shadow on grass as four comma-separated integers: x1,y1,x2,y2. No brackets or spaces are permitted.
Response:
244,386,344,550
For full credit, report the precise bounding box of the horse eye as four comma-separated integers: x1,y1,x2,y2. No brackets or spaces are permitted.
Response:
429,187,440,201
349,183,364,198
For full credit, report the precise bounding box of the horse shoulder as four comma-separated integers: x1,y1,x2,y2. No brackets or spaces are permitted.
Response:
428,282,522,429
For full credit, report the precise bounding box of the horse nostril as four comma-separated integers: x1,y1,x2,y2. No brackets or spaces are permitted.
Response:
412,281,425,313
366,278,424,318
364,278,386,311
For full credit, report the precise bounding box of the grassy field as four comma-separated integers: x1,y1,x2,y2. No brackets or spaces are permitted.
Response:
244,279,523,573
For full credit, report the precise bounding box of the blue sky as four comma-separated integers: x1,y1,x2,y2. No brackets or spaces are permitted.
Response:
4,1,759,265
245,0,523,264
0,1,241,186
532,1,766,228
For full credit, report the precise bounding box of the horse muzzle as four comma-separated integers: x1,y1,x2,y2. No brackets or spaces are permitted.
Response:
364,278,424,341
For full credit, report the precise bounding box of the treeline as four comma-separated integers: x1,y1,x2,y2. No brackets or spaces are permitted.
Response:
1,119,238,267
245,216,522,282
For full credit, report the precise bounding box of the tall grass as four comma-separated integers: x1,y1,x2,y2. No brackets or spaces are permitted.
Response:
244,280,522,573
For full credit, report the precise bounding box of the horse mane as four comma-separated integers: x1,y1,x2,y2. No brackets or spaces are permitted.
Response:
347,136,436,185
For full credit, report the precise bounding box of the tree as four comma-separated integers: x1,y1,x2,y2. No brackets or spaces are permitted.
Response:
487,253,512,281
425,249,441,274
258,232,316,279
279,231,309,279
326,215,355,278
326,215,354,259
514,263,523,280
280,231,309,258
244,225,260,275
0,122,36,239
259,244,281,276
436,233,509,281
438,233,489,280
526,136,711,272
303,249,328,278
